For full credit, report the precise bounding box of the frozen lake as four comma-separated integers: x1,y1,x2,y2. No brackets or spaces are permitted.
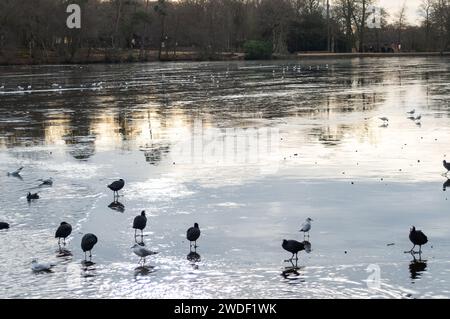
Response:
0,57,450,298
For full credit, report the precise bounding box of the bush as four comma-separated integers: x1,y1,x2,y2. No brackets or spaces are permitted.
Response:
243,40,272,60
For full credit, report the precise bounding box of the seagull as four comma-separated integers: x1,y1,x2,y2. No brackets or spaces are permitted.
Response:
443,160,450,174
414,115,422,121
107,179,125,199
299,218,313,238
282,240,305,264
408,226,428,254
0,222,9,230
7,167,23,177
133,211,147,240
379,117,389,123
187,223,201,250
131,243,158,265
39,178,53,186
27,192,39,201
407,109,415,115
55,222,72,246
81,233,98,261
31,259,56,272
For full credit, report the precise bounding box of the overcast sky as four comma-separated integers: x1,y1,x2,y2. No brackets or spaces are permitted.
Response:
377,0,423,24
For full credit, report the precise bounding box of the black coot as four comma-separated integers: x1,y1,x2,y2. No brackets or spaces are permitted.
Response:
55,222,72,245
81,233,98,261
187,223,201,249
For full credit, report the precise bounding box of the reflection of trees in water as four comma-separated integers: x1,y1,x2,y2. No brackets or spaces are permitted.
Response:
4,60,446,159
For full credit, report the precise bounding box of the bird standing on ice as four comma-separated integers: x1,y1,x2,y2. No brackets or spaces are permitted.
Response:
133,210,147,241
408,226,428,254
282,240,306,265
187,223,201,250
55,222,72,246
108,179,125,199
81,233,98,261
131,243,158,265
299,218,313,238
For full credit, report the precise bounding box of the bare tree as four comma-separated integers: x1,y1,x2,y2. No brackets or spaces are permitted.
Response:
395,1,407,47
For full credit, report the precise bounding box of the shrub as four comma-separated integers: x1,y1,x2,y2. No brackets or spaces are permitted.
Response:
243,40,272,60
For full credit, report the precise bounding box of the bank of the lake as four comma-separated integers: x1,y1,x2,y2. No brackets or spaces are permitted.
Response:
1,48,449,66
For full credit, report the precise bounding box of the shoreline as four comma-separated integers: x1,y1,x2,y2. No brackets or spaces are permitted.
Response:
0,50,449,67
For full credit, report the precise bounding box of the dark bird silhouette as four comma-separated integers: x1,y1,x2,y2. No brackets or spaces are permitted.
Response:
81,233,98,261
444,160,450,174
55,222,72,246
0,222,9,230
282,240,305,264
133,210,147,240
27,192,39,201
409,226,428,254
107,179,125,198
39,178,53,186
443,179,450,191
187,223,201,250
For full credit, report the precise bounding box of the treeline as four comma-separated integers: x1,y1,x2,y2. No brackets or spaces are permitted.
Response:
0,0,449,63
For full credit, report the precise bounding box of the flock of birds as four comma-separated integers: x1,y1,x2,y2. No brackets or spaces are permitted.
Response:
1,162,440,272
1,172,202,272
379,109,422,127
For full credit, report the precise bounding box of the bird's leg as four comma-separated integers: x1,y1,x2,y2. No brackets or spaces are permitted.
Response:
84,251,87,261
58,238,61,246
410,245,416,253
194,241,198,249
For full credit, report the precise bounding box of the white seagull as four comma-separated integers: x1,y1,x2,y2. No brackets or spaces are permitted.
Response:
299,218,313,237
414,115,422,121
131,243,158,265
31,259,56,272
379,117,389,123
407,109,415,115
